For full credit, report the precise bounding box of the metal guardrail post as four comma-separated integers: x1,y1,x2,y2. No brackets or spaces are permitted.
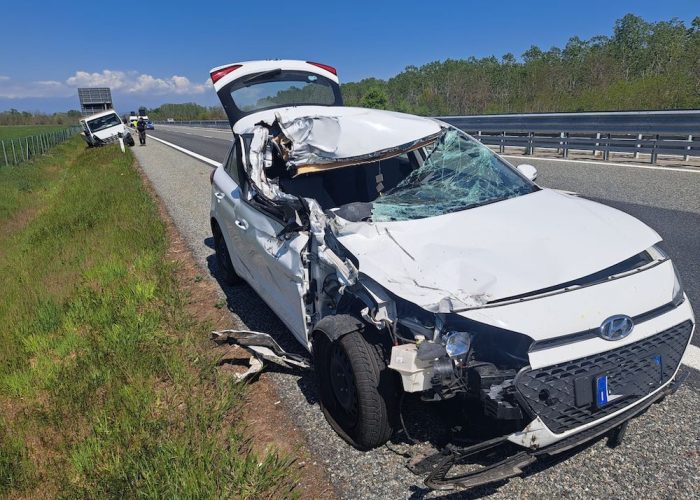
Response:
651,134,659,164
603,134,610,161
500,131,505,153
563,132,569,159
525,132,533,155
634,134,642,159
686,135,693,162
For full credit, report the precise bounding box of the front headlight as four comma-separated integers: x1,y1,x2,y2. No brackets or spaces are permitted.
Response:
672,263,685,306
444,331,471,358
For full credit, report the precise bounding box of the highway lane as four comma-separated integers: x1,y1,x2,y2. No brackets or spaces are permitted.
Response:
149,126,231,161
148,124,700,349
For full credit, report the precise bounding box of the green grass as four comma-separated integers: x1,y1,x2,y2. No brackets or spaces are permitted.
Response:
0,138,296,498
0,125,66,141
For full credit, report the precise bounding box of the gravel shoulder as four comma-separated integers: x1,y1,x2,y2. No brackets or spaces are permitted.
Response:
132,137,700,499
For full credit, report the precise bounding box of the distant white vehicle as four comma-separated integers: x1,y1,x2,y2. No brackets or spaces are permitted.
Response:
80,110,134,147
208,60,695,490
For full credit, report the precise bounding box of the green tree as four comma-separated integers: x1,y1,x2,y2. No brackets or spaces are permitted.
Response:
360,87,389,110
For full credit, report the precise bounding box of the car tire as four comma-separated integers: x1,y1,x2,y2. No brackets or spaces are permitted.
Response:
313,322,399,450
212,222,242,285
126,136,135,147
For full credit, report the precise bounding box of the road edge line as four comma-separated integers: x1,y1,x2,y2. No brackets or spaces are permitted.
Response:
147,134,222,168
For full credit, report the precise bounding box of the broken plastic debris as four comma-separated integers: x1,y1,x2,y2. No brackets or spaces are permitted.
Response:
235,356,264,382
212,330,312,378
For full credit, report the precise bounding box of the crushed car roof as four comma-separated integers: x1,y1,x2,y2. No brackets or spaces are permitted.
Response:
239,106,442,173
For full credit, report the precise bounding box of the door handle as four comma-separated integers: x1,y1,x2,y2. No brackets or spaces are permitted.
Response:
235,219,249,230
214,191,225,200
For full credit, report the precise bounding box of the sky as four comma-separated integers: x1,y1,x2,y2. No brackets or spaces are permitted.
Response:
0,0,697,113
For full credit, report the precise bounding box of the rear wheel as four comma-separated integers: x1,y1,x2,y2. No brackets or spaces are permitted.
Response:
314,322,399,449
212,222,242,285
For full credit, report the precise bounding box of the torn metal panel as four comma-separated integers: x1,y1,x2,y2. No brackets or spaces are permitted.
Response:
243,107,442,174
212,330,312,375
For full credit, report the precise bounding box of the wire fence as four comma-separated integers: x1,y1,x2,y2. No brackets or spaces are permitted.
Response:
1,126,82,167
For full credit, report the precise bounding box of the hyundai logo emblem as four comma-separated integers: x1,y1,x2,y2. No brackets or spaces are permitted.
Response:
599,315,634,341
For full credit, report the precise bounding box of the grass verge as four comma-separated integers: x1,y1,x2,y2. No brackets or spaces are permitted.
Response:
0,138,296,498
0,125,66,141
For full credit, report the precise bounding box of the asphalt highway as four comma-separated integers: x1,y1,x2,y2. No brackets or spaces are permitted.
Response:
150,124,700,349
134,127,700,499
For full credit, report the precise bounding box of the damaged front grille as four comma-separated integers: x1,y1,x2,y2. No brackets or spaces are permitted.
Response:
514,320,693,435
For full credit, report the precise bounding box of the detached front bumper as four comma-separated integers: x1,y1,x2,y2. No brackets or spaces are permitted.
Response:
412,370,688,490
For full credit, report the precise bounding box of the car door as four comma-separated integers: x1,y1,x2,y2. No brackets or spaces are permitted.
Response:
230,197,311,345
212,142,256,282
214,137,311,346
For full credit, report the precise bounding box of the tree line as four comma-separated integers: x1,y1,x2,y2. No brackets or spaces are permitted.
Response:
343,14,700,115
0,109,83,126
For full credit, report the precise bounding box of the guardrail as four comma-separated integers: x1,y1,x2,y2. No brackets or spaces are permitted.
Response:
1,126,81,167
157,110,700,164
158,120,229,129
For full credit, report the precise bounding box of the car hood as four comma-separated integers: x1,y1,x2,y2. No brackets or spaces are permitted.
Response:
333,189,661,312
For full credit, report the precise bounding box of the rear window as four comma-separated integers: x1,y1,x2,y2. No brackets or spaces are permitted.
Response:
230,71,337,112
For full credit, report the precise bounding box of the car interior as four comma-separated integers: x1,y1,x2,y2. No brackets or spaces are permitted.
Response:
278,152,420,210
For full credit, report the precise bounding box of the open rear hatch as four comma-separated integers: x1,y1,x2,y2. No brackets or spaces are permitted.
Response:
210,60,343,129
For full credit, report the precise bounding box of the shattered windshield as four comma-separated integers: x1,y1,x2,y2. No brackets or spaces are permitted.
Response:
87,113,122,133
371,130,537,222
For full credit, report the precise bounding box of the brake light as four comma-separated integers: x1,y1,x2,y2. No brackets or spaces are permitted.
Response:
210,64,242,84
306,61,337,76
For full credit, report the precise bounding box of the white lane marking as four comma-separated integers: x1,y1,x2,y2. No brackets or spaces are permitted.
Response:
159,124,231,134
147,133,700,373
147,134,222,168
501,155,700,174
158,125,232,141
683,344,700,372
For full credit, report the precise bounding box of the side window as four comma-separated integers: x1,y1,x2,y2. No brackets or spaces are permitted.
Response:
223,142,240,184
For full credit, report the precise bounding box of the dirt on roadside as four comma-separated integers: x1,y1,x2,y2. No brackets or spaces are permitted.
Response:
135,159,336,499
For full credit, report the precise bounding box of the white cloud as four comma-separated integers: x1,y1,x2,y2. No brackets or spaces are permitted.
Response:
0,69,212,100
65,69,209,95
0,77,72,98
66,70,129,90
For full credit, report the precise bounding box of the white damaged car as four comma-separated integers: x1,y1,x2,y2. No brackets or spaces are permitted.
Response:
208,60,695,489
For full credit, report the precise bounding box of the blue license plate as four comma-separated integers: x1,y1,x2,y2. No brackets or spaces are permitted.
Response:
596,375,609,407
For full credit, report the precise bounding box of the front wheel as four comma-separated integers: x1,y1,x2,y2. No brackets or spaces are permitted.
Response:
314,322,399,450
212,222,242,285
